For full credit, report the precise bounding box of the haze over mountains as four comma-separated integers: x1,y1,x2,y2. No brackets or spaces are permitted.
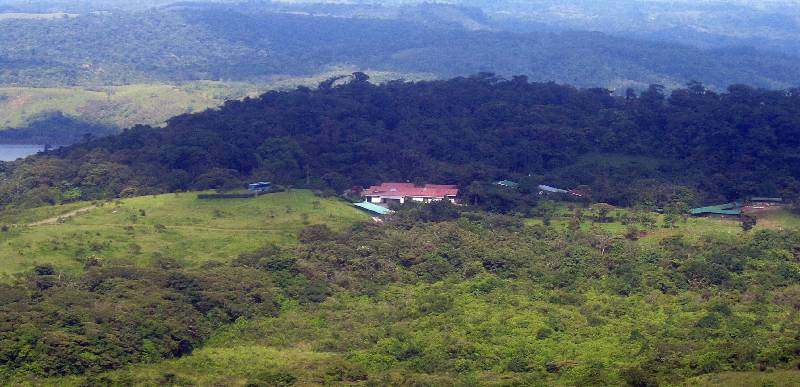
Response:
3,2,800,386
6,0,797,53
1,1,799,89
0,0,798,144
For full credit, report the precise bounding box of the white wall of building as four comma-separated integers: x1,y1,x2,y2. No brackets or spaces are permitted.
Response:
368,195,457,204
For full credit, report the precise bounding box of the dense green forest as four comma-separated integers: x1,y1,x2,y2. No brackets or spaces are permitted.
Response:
2,202,799,385
1,75,798,210
1,6,799,89
2,2,799,148
3,2,800,386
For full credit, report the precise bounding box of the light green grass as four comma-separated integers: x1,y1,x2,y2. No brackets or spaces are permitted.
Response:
525,203,800,245
0,190,368,282
688,370,800,387
0,81,263,129
23,346,341,387
0,201,93,225
0,71,432,130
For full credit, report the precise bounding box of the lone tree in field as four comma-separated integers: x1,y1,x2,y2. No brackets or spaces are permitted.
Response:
591,203,615,223
741,214,757,232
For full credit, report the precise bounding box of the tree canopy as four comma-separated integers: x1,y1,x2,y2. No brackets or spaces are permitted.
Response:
2,76,799,208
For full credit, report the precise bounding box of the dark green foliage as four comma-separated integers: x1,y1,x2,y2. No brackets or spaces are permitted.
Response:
4,77,799,209
246,370,296,387
741,214,758,232
0,261,280,379
274,210,800,383
3,207,800,384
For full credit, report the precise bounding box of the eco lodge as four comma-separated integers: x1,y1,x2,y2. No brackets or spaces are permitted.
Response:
351,180,591,217
349,181,785,219
362,183,460,205
352,182,459,216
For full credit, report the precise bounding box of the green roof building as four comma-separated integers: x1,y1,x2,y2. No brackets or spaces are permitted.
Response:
353,201,394,216
690,202,742,216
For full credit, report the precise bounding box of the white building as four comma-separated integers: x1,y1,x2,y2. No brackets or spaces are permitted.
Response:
362,183,459,205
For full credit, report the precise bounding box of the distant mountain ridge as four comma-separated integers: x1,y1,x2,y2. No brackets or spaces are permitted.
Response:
0,5,798,90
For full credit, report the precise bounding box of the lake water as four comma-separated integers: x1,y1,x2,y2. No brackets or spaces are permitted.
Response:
0,145,44,161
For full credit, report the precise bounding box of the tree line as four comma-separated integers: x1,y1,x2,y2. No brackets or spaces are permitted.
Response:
1,75,799,210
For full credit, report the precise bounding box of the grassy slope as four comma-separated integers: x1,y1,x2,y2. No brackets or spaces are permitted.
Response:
0,70,432,131
0,201,93,225
6,199,798,385
0,190,368,282
526,205,799,245
689,370,800,386
0,81,262,129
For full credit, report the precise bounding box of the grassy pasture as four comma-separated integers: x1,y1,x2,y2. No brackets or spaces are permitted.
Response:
0,81,262,129
689,370,800,386
0,201,92,225
525,203,800,245
40,346,343,387
0,190,368,282
0,70,431,131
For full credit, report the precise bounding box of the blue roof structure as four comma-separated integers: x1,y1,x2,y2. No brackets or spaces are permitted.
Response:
353,201,394,216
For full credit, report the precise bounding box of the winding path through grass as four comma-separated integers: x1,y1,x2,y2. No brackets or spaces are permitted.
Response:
27,205,97,226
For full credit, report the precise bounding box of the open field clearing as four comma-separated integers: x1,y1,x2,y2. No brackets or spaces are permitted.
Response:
0,82,262,129
0,190,368,281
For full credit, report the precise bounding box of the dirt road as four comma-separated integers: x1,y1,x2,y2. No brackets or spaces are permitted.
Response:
28,206,97,226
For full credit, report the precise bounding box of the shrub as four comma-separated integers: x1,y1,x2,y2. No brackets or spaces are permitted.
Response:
246,370,296,387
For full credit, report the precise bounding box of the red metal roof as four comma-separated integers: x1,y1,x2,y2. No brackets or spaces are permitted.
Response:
363,183,459,198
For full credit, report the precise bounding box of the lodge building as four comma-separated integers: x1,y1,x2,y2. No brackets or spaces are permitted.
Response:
362,183,459,205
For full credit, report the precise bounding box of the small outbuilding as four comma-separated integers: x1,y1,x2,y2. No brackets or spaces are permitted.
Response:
538,185,568,194
353,201,395,216
495,180,520,189
749,197,783,206
690,202,742,217
248,182,272,193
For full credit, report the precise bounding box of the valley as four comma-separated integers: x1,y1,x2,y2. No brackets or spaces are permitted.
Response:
1,1,800,385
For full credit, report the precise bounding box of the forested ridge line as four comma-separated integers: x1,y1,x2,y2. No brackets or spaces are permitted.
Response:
1,74,799,211
0,7,799,89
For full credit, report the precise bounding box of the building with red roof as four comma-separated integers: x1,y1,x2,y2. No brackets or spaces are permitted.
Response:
362,183,459,205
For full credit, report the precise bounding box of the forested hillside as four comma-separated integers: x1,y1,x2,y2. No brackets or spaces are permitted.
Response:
2,75,799,210
4,2,800,386
2,198,800,385
1,6,799,90
2,2,799,146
